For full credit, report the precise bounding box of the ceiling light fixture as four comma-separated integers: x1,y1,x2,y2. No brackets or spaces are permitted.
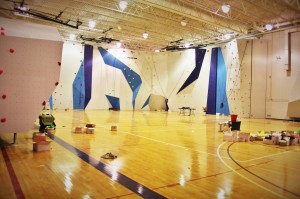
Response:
116,42,122,48
265,24,273,31
221,4,230,13
143,32,148,39
184,42,190,48
88,20,96,29
181,18,187,26
69,34,75,40
119,1,128,11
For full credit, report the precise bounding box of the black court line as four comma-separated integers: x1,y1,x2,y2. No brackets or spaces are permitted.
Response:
227,142,300,198
47,133,167,199
1,147,25,199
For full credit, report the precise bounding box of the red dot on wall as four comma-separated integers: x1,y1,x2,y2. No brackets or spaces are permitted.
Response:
2,94,7,99
0,70,3,75
1,118,6,123
9,48,15,53
55,82,59,86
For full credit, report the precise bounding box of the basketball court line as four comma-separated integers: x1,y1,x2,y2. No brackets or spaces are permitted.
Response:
1,147,25,199
217,142,286,199
227,142,300,198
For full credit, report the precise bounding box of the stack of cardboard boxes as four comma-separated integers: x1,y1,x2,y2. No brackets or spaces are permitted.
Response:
74,124,96,134
32,132,52,152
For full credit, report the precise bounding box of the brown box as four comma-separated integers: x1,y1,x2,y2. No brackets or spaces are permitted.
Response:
86,128,95,134
75,127,86,133
33,134,46,142
33,141,51,152
263,138,276,145
32,132,43,139
86,123,96,128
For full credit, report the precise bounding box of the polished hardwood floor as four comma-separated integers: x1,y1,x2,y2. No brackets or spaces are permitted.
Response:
1,110,300,199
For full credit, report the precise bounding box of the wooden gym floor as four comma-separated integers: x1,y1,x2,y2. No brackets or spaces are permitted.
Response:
1,110,300,199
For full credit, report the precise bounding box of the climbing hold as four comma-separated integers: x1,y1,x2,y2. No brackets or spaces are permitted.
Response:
55,82,59,86
58,62,61,66
9,48,15,53
42,101,46,106
2,94,6,99
1,32,4,36
0,27,4,30
0,70,3,75
1,118,6,123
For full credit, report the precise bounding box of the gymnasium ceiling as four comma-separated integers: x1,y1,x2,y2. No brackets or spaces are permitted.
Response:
0,0,300,51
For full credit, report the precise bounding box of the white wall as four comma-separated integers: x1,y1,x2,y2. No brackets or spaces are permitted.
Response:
264,28,300,119
53,28,300,119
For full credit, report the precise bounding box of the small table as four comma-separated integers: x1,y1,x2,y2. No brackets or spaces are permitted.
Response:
179,107,196,116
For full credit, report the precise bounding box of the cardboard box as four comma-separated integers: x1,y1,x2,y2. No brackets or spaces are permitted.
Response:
238,132,250,142
75,127,86,133
279,140,289,146
263,138,276,145
86,123,96,128
86,128,95,134
223,131,237,142
32,132,44,139
111,126,117,131
33,134,46,142
33,141,51,152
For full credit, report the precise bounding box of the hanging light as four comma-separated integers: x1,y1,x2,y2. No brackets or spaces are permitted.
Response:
116,42,122,48
181,18,187,26
184,42,190,48
221,4,230,13
143,32,148,39
265,24,273,31
69,34,75,40
119,1,128,11
88,20,96,29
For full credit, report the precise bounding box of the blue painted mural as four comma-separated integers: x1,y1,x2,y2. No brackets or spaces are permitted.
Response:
98,47,142,109
206,47,230,115
72,45,93,109
72,62,85,109
105,95,120,109
177,48,206,94
142,95,150,109
216,48,230,116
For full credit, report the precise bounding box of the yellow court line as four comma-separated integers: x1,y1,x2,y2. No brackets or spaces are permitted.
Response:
217,142,286,199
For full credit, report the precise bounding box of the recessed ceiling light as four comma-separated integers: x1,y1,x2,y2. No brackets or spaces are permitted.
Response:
119,1,128,11
221,4,230,13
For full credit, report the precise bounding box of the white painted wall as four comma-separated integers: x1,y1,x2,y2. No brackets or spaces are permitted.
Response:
264,28,300,119
53,27,300,119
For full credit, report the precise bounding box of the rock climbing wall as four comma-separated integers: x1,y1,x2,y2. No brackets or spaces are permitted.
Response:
224,39,251,118
0,17,63,133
